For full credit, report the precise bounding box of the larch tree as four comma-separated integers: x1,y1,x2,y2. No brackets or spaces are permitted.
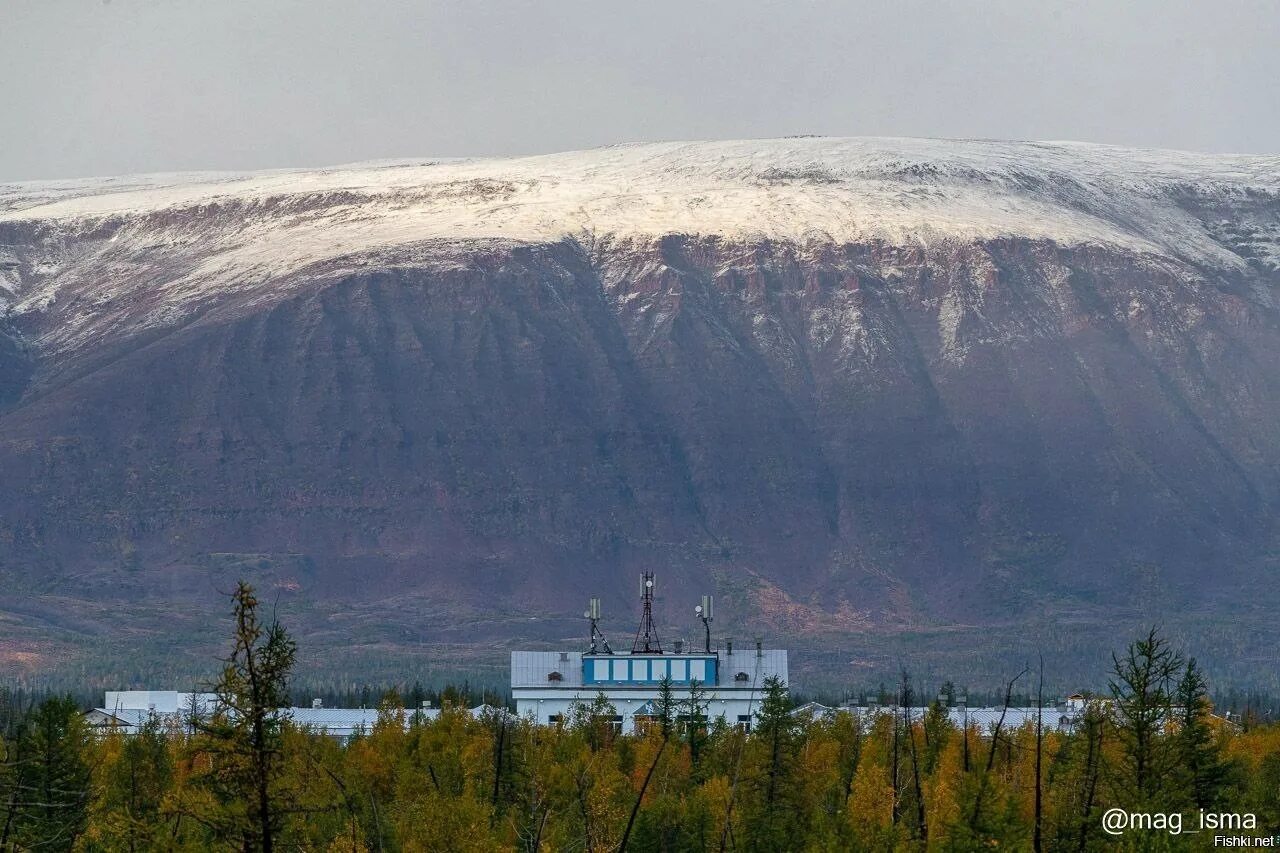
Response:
1108,627,1182,807
182,580,298,852
1173,657,1230,810
90,714,173,852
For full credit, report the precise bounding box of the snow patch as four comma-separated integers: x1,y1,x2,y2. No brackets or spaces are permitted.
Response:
0,137,1276,360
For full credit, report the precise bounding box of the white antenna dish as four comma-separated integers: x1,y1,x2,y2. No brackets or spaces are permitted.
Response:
645,578,653,588
695,604,703,614
584,610,592,619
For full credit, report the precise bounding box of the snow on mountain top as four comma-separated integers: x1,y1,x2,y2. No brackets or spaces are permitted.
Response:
4,137,1277,263
2,138,1277,361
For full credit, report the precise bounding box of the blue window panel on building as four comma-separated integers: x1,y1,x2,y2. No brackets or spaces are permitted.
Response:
581,655,717,684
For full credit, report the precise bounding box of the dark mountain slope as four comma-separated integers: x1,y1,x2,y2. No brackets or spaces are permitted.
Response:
1,138,1277,686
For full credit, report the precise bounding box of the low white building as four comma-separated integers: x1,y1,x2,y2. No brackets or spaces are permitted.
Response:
85,691,217,735
84,691,504,743
513,574,788,734
792,694,1097,733
511,645,788,734
103,690,217,715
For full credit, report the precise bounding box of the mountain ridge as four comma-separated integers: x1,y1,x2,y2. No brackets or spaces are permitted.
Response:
1,138,1278,687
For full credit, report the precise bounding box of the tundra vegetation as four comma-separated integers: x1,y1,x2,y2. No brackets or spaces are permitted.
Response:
1,584,1277,851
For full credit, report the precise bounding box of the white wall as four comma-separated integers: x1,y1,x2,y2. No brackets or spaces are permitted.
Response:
103,691,217,713
515,688,765,734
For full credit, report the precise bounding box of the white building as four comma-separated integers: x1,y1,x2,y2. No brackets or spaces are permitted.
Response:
512,646,787,734
84,691,504,743
103,690,218,714
792,694,1096,733
511,575,787,734
84,691,218,735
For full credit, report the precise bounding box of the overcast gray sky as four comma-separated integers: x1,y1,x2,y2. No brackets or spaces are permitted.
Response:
2,0,1277,181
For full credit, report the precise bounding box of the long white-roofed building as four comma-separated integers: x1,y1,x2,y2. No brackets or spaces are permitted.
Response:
511,574,788,734
84,692,513,744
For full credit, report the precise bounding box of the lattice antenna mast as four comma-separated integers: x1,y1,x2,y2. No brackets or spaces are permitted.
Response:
585,597,613,655
631,572,663,654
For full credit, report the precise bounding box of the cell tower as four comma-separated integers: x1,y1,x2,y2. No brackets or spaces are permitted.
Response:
584,597,613,655
696,594,714,653
631,572,663,654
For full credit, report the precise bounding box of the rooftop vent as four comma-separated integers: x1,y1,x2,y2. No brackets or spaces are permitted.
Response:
547,671,563,682
312,698,323,709
673,639,684,654
559,651,569,662
734,672,749,682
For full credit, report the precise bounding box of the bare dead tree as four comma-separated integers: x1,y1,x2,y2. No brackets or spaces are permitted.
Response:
901,671,927,843
1076,702,1105,853
619,737,667,852
1034,653,1045,853
575,767,595,853
970,668,1028,829
891,698,901,827
491,714,507,821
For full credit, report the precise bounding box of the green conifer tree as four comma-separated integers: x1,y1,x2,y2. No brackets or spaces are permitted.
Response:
183,580,297,852
1173,657,1230,809
1108,627,1182,807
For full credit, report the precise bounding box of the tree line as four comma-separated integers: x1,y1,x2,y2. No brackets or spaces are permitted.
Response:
1,582,1277,851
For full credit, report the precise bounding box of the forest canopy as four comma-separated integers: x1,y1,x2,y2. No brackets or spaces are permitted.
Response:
1,584,1277,851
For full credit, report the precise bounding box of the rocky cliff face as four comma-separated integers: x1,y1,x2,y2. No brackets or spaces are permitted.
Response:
1,139,1277,686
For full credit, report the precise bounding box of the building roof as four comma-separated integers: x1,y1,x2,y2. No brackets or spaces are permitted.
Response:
794,704,1081,731
85,708,175,730
102,691,217,714
87,696,507,737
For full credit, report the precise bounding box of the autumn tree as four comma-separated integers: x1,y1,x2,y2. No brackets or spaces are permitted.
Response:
1108,627,1182,806
87,714,173,852
180,580,298,852
681,679,710,770
654,675,679,740
735,676,803,851
845,712,900,850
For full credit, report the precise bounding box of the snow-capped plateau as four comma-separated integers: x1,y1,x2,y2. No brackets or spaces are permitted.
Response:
5,137,1278,260
2,137,1277,365
1,137,1279,683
